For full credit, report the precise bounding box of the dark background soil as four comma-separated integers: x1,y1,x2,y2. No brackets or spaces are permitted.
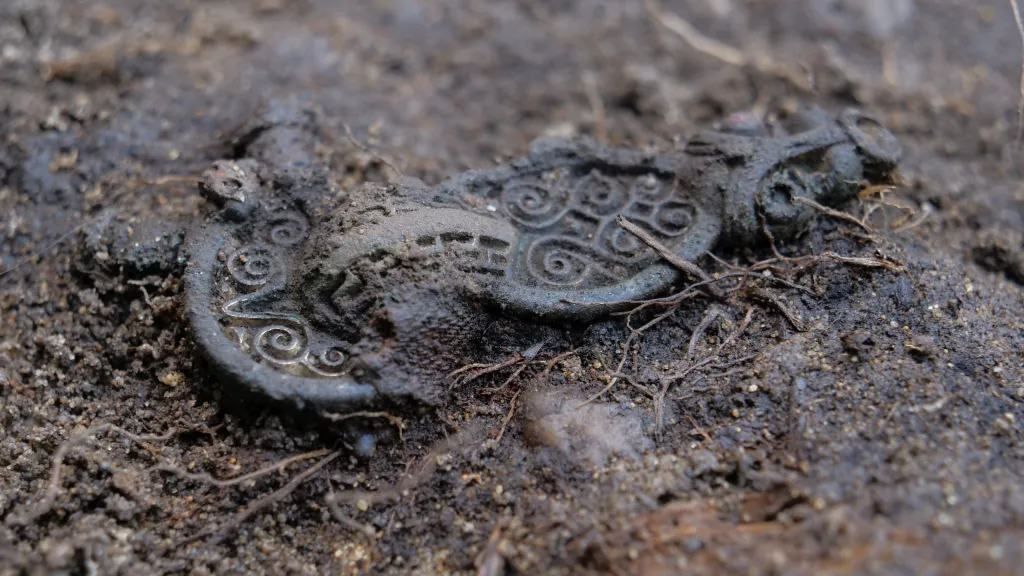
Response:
1,0,1024,574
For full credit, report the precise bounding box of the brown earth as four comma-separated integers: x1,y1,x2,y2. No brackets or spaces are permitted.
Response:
2,0,1024,574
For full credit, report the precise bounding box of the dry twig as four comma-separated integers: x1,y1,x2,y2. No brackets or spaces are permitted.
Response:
617,215,714,286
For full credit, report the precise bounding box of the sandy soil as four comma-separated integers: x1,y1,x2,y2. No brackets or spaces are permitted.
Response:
1,0,1024,574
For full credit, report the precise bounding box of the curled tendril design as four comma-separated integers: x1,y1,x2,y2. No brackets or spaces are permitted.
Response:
221,238,346,377
227,246,277,287
304,347,347,377
525,238,623,287
254,325,303,362
247,322,346,376
540,249,588,285
630,174,672,202
492,169,699,288
269,213,309,247
606,227,644,256
651,201,696,237
572,172,628,217
501,180,570,228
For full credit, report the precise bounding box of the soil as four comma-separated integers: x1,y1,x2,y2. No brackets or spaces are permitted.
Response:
1,0,1023,575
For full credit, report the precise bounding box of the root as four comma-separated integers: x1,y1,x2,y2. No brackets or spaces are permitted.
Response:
582,70,608,144
688,306,723,358
856,183,929,234
655,307,754,432
178,452,341,546
321,411,407,441
150,448,331,488
645,0,744,66
476,518,511,576
571,240,890,407
1012,0,1024,149
538,349,582,375
577,332,639,409
1,170,201,281
818,251,904,273
645,0,812,92
482,364,530,394
448,356,523,390
581,188,906,436
325,477,377,538
449,341,547,391
578,299,690,408
791,196,876,234
752,288,807,332
892,203,933,234
494,390,522,444
343,123,406,179
0,220,93,281
329,424,489,510
5,424,178,527
6,419,358,552
562,274,722,311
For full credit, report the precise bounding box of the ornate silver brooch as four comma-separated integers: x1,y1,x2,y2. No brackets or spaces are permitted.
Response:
184,102,902,415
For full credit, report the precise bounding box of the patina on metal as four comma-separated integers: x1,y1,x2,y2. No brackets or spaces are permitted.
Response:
184,101,902,415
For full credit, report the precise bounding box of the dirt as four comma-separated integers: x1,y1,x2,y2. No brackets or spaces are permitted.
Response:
1,0,1023,574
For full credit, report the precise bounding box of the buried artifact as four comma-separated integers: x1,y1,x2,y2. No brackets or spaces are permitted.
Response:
184,104,902,416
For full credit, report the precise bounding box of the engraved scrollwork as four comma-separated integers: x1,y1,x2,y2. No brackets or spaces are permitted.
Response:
652,201,696,237
605,226,645,257
572,170,629,217
525,237,624,287
630,173,672,202
497,168,700,288
311,347,347,374
500,179,571,228
253,324,304,362
268,213,309,246
221,243,346,377
227,245,277,286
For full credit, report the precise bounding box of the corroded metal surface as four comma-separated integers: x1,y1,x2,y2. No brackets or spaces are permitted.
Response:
184,102,902,414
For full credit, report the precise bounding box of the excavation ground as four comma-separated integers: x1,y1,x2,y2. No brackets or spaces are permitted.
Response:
1,1,1024,574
